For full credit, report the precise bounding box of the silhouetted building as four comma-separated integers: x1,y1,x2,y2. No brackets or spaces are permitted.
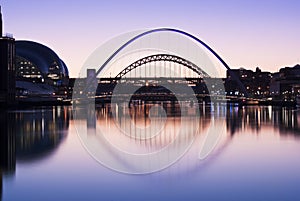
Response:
0,6,2,36
67,78,76,99
270,64,300,100
0,6,16,105
226,67,271,98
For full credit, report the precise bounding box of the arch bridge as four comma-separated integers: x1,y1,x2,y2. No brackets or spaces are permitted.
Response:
114,54,210,79
74,28,249,102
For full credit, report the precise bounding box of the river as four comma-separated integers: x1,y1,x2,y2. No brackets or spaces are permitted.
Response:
1,104,300,201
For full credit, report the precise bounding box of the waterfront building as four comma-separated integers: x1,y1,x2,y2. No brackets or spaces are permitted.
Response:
15,41,69,101
0,6,15,105
270,64,300,100
226,67,271,98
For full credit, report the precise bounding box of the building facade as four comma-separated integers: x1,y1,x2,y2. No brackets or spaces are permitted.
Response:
226,67,271,98
270,64,300,101
0,6,16,105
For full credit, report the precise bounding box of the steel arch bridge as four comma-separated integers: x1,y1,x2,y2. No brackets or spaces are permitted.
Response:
92,28,248,97
94,28,230,77
115,54,210,79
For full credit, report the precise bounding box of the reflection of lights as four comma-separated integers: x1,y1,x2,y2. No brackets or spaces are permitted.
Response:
53,109,56,122
246,114,249,124
57,107,61,118
268,106,272,121
257,109,261,126
33,119,35,133
42,117,45,136
292,113,294,128
64,107,68,121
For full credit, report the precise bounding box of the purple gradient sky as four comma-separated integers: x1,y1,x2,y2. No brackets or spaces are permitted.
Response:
1,0,300,77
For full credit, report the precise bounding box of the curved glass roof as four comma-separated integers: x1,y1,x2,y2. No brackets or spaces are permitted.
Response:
16,40,68,76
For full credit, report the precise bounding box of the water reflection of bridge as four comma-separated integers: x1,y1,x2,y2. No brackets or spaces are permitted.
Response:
1,104,300,198
80,103,300,137
73,103,300,173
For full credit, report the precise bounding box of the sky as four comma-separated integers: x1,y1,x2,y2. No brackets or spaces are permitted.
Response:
1,0,300,77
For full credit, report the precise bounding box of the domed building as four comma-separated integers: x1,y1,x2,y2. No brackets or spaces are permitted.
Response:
15,41,69,100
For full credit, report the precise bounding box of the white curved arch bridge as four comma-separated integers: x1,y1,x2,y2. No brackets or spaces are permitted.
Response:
73,28,249,103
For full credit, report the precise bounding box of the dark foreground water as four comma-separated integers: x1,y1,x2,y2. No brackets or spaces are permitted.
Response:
1,104,300,201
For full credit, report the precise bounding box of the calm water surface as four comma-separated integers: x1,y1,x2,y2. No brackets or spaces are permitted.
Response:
1,104,300,201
